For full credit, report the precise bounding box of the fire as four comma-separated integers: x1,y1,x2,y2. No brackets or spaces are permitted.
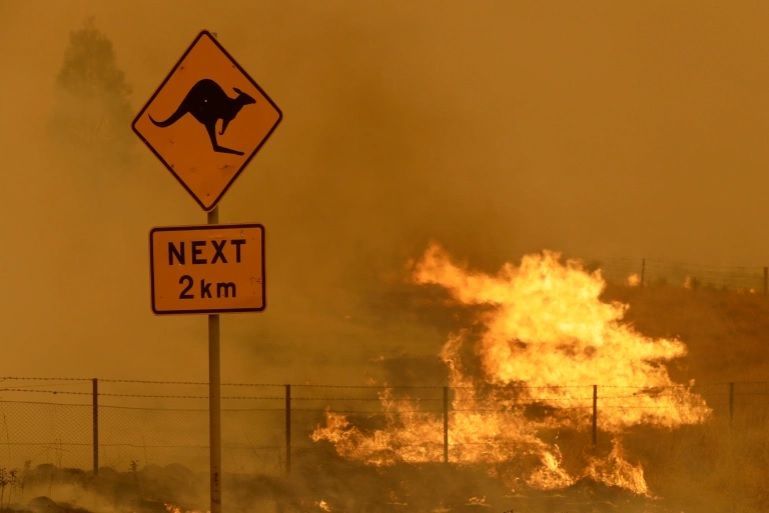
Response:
524,447,575,490
312,244,711,495
584,439,650,497
465,496,489,507
164,504,207,513
312,391,445,465
626,273,641,287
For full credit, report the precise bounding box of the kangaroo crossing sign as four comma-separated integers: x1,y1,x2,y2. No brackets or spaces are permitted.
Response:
150,224,265,314
133,31,282,211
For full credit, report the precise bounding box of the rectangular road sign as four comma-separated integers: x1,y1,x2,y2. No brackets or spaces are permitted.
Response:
150,224,265,314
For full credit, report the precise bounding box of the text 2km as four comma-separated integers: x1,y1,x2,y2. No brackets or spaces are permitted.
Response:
178,275,236,300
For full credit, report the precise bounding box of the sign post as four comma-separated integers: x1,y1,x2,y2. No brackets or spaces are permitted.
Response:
133,30,281,513
208,207,221,513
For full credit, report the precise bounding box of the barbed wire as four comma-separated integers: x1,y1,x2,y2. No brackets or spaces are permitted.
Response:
3,377,766,389
0,400,762,414
0,389,285,400
0,441,279,450
0,384,767,400
0,377,91,382
0,389,743,402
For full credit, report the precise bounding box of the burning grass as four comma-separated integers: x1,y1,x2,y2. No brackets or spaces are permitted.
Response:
313,244,711,496
5,247,769,512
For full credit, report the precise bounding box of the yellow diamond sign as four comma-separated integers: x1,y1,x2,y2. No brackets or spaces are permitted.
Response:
133,31,282,210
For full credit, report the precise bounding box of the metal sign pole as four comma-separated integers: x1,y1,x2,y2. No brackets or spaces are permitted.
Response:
135,31,279,513
208,206,222,513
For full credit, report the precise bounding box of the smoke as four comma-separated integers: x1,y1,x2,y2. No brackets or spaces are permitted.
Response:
1,0,768,379
3,2,769,510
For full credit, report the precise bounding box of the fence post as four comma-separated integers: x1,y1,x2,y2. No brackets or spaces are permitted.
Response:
443,386,449,463
92,378,98,475
285,384,291,474
640,258,646,288
763,267,768,296
592,385,598,447
729,382,734,429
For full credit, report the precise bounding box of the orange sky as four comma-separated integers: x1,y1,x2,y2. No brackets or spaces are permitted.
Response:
2,1,769,382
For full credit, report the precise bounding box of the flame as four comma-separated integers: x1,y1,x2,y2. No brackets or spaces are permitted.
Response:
312,244,711,496
164,504,207,513
524,447,575,490
627,273,641,287
465,496,490,507
311,391,445,465
584,438,650,497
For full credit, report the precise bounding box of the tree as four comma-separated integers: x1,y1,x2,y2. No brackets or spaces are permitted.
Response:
50,18,133,164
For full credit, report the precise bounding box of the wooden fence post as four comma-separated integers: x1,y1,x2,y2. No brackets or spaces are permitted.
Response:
443,386,449,463
285,384,291,474
729,382,734,429
592,385,598,447
92,378,98,475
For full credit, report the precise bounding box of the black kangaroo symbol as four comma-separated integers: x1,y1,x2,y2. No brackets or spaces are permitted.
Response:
149,78,256,156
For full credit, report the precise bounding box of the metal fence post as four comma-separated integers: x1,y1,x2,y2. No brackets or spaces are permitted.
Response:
92,378,99,475
729,382,734,429
443,386,449,463
285,384,291,474
592,385,598,447
207,207,222,513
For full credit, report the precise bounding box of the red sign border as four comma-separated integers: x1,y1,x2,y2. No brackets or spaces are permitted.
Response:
132,30,283,211
149,223,266,315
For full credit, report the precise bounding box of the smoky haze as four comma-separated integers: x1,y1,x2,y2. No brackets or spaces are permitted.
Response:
1,0,768,385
